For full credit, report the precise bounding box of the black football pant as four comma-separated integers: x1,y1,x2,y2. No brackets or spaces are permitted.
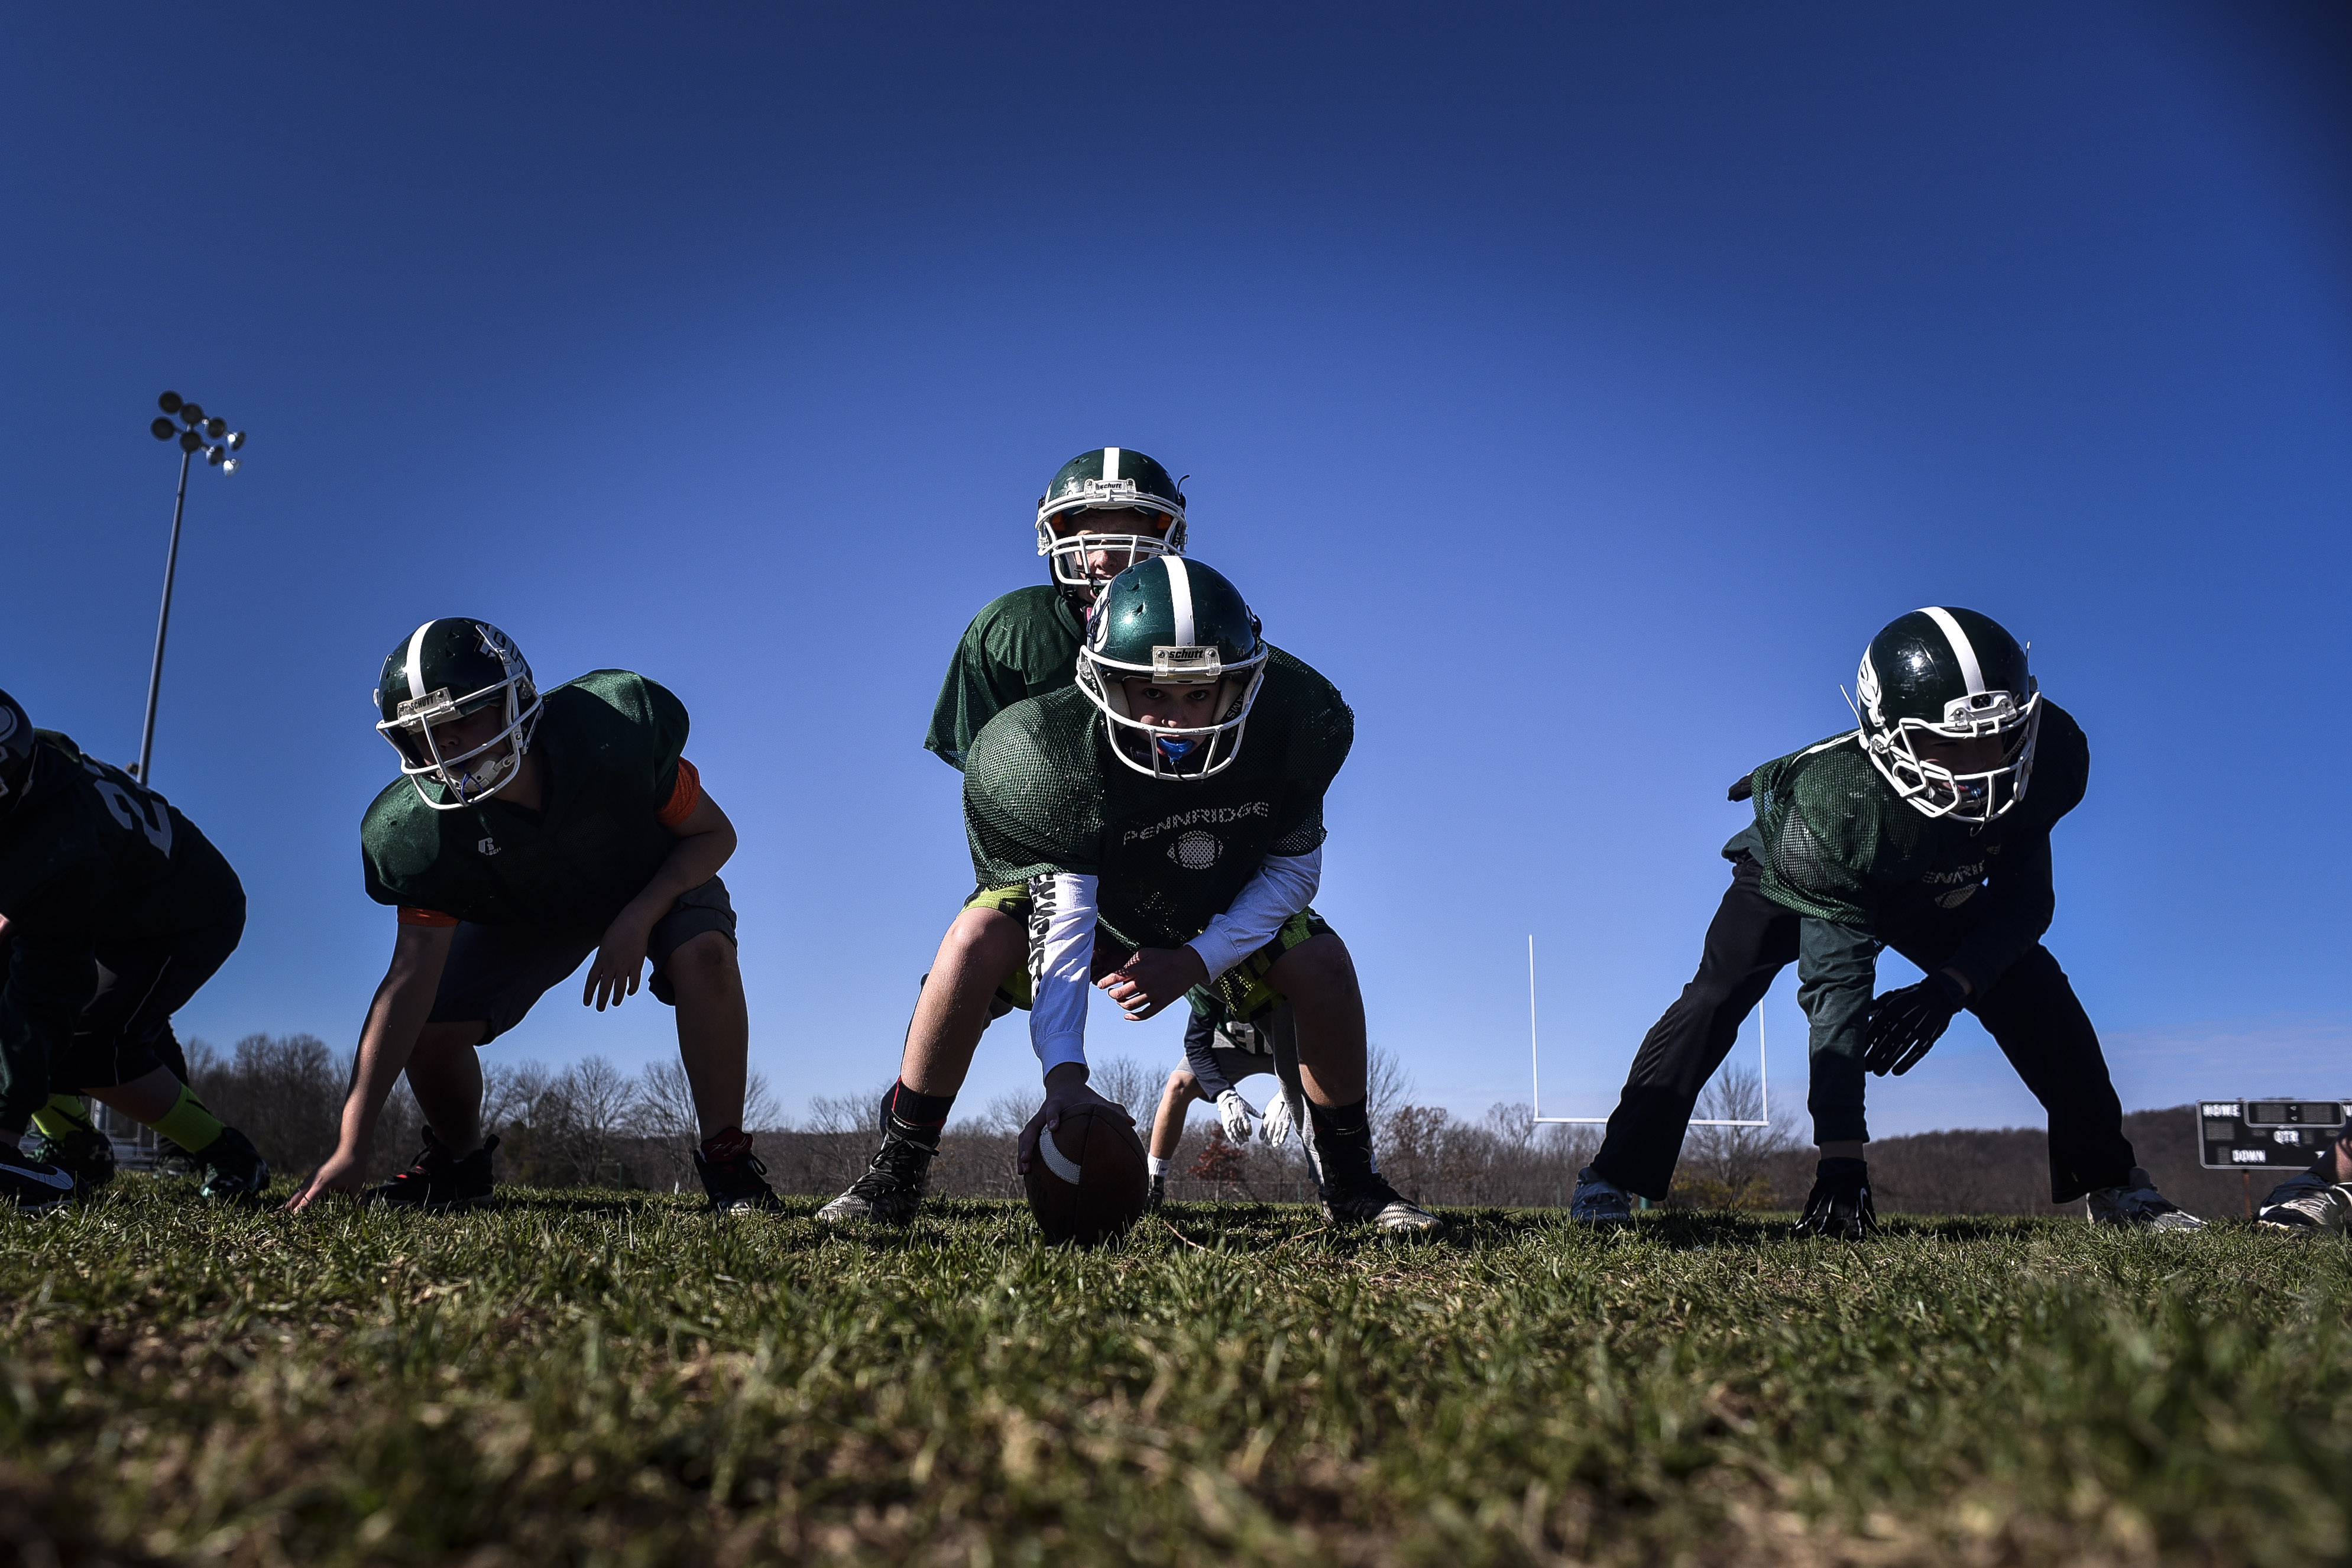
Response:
1590,856,2137,1204
58,918,242,1091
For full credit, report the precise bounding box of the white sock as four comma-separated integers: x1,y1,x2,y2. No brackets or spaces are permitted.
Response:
1148,1155,1171,1178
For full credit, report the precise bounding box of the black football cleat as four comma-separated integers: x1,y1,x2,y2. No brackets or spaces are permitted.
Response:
1,1151,80,1213
693,1128,782,1214
1793,1156,1879,1241
1568,1165,1635,1227
22,1126,117,1191
194,1125,271,1203
1321,1171,1441,1234
816,1131,934,1224
363,1128,498,1211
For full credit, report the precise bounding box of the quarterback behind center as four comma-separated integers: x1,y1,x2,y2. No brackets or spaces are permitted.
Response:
288,619,775,1213
822,556,1438,1233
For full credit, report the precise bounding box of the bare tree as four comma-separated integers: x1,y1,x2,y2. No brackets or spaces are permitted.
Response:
482,1060,553,1137
636,1059,701,1142
1676,1062,1795,1209
1366,1041,1414,1124
1088,1055,1160,1128
804,1084,891,1135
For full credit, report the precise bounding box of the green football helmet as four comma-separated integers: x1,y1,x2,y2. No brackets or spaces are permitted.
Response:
1076,556,1267,780
374,618,542,810
1035,446,1187,601
1854,607,2040,824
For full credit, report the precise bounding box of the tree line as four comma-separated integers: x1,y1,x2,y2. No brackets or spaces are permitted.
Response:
178,1034,2228,1217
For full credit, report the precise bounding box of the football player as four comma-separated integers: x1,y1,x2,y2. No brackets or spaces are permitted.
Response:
2257,1119,2352,1235
286,620,775,1213
1145,1002,1308,1207
0,689,268,1209
1569,608,2204,1235
821,556,1437,1233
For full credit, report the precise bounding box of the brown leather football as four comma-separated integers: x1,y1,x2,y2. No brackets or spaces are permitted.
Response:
1022,1103,1149,1246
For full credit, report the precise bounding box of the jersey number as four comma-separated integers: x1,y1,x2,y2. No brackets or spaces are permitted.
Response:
86,764,174,857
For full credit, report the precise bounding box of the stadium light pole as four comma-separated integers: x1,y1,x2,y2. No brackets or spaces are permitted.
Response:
135,391,247,783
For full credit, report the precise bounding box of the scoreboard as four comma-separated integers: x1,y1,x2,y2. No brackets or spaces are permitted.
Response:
2198,1099,2350,1170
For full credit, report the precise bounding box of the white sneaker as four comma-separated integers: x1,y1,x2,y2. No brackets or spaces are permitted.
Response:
2257,1169,2352,1235
2085,1167,2205,1232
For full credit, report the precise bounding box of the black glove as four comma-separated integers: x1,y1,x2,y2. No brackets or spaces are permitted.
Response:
1862,970,1968,1076
1793,1156,1878,1241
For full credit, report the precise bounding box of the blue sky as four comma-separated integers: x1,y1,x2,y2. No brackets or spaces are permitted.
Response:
4,4,2347,1141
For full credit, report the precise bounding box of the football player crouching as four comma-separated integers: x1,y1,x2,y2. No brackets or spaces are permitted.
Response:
0,689,269,1209
287,620,776,1214
1569,608,2202,1236
821,556,1437,1234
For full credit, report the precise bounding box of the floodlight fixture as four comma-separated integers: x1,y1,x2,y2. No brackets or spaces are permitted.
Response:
135,388,250,783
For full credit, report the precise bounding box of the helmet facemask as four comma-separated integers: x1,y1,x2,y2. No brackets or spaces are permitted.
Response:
1038,502,1185,595
1858,654,2041,824
376,623,543,811
1078,640,1266,782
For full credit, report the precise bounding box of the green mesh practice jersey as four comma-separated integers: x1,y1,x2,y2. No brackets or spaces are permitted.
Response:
362,670,689,927
0,733,245,1071
1727,702,2090,996
924,586,1088,770
963,647,1352,952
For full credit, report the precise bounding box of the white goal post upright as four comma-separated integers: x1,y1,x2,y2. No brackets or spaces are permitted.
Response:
1527,934,1770,1128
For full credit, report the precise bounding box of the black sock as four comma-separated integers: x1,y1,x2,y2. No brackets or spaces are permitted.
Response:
882,1081,954,1150
1308,1096,1373,1180
1817,1156,1868,1178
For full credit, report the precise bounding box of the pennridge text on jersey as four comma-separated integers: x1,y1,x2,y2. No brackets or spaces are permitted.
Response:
1118,800,1272,846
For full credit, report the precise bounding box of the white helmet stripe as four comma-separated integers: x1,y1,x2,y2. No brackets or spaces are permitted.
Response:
1919,606,1986,695
1102,446,1120,483
404,620,435,707
1163,555,1196,647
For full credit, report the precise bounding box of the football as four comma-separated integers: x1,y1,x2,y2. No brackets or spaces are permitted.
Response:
1022,1103,1150,1246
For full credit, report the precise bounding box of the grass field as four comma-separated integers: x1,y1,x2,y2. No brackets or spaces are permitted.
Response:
2,1181,2347,1567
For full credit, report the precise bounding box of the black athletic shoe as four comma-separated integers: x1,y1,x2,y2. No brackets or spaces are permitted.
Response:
816,1132,935,1224
1793,1157,1878,1241
0,1151,80,1213
693,1129,782,1214
1321,1171,1441,1234
195,1126,270,1203
22,1127,116,1191
1147,1173,1167,1210
363,1128,498,1210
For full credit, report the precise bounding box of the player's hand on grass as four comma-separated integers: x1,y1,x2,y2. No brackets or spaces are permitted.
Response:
1863,969,1970,1075
286,1145,367,1211
584,909,657,1010
1097,945,1209,1021
1018,1063,1136,1175
1216,1088,1259,1144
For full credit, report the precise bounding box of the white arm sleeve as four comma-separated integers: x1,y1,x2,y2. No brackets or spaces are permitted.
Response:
1184,848,1322,980
1026,872,1099,1077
